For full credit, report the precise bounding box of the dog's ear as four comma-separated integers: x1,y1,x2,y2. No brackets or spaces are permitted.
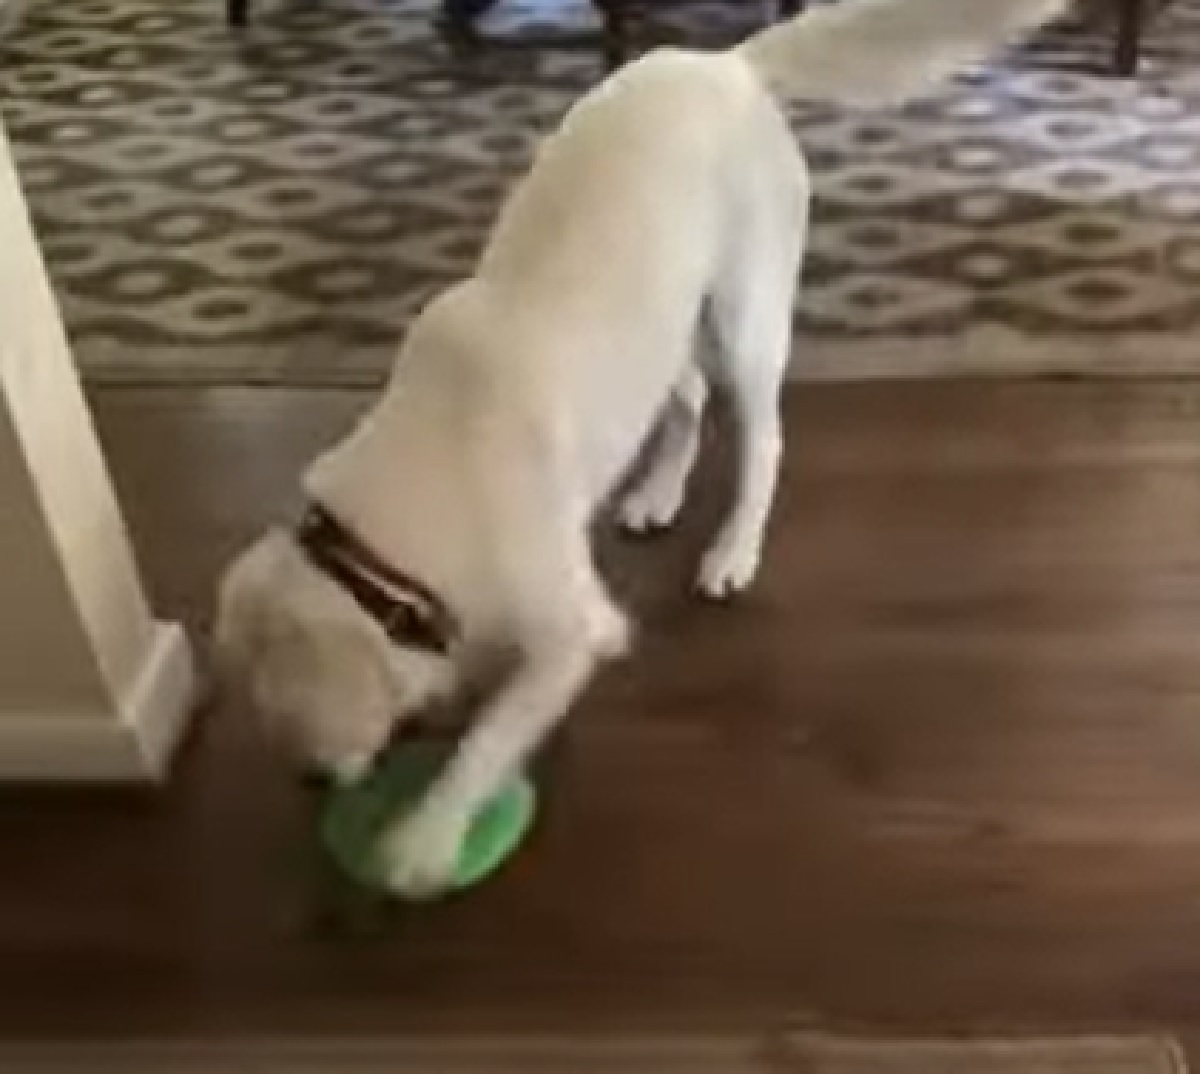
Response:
214,531,398,755
214,530,310,690
214,532,348,763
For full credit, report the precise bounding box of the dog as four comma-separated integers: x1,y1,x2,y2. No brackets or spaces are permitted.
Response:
216,0,1065,895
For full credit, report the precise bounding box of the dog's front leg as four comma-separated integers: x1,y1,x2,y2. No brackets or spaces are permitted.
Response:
382,624,618,896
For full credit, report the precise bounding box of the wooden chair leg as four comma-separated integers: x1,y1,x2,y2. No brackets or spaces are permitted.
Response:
441,0,500,33
1115,0,1144,76
594,0,630,70
778,0,805,17
436,0,509,58
228,0,249,27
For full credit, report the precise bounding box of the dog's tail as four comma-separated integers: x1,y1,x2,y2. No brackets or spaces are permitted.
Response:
738,0,1066,106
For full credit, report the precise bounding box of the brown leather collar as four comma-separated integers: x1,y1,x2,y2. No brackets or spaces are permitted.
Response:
295,504,458,656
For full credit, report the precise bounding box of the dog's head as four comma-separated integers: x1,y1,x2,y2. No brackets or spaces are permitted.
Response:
214,530,455,783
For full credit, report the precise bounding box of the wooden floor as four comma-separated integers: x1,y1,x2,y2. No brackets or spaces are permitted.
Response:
6,380,1200,1049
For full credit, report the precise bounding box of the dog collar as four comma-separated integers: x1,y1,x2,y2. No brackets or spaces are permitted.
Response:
295,504,458,656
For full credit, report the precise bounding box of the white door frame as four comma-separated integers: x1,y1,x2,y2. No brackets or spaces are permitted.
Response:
0,119,196,781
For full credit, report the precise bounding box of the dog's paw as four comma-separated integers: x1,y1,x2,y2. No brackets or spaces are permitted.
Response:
618,479,685,536
381,802,469,898
696,536,759,601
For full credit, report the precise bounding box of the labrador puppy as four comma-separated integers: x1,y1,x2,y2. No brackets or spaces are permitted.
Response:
216,0,1065,895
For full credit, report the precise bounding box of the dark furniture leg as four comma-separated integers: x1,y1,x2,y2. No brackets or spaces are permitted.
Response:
594,0,630,70
1115,0,1144,76
439,0,500,42
228,0,248,27
778,0,805,16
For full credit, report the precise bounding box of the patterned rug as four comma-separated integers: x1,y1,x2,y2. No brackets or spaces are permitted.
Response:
3,0,1200,385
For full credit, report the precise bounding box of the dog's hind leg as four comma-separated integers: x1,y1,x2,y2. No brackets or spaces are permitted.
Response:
696,176,806,599
619,364,708,535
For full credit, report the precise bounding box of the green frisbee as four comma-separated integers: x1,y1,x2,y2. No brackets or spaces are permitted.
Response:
320,740,536,897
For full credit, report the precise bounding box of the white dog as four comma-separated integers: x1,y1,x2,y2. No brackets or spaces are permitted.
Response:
216,0,1064,895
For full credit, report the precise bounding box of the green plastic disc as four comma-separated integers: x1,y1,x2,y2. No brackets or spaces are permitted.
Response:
320,740,536,898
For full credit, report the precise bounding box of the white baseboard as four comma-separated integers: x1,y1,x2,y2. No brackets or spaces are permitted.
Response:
0,622,198,783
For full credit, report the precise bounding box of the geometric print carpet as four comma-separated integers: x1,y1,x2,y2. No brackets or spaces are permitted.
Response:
3,0,1200,385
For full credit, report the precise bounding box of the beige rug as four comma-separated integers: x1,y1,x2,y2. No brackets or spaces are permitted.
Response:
0,1034,1186,1073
